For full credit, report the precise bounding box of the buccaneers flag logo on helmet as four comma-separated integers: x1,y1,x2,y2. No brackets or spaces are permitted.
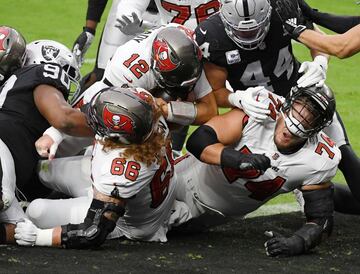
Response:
153,39,179,72
0,27,10,51
102,106,135,134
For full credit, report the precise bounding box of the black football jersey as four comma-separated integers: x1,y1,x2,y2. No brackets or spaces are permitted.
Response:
195,4,301,97
0,63,70,192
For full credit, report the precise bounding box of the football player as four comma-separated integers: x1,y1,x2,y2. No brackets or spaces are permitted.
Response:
73,0,158,91
0,30,94,244
15,87,178,248
177,84,340,257
195,0,360,209
37,24,217,159
115,0,220,156
275,0,360,58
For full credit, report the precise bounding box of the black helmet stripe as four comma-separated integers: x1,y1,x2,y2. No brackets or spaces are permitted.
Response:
242,0,250,20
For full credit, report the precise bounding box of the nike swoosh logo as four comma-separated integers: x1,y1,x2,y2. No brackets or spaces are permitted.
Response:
123,75,133,83
199,28,207,35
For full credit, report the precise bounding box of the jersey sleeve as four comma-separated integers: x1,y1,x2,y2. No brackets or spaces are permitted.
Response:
34,64,70,100
116,0,150,20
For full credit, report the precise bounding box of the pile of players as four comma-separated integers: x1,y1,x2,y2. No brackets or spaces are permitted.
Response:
0,0,359,257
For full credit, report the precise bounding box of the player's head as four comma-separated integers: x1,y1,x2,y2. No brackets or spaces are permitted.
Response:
219,0,272,50
0,26,27,82
25,40,81,93
151,25,202,100
85,86,157,144
274,85,335,152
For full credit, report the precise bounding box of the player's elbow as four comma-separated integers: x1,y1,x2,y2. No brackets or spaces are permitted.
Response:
334,41,354,59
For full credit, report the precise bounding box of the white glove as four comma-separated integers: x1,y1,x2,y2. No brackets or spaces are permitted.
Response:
35,127,64,160
115,12,144,35
15,219,39,246
228,86,271,122
15,219,53,246
297,55,328,88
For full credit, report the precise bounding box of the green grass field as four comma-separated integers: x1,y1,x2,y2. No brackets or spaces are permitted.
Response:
1,0,360,205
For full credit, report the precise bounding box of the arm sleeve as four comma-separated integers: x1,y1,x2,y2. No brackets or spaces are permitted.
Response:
299,0,360,34
86,0,108,22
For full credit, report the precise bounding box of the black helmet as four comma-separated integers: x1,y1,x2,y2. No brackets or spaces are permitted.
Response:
0,26,26,81
281,84,336,138
151,25,202,100
85,87,156,144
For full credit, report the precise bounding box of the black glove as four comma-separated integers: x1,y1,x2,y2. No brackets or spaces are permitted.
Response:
221,147,271,174
72,27,95,66
274,0,308,39
264,231,305,257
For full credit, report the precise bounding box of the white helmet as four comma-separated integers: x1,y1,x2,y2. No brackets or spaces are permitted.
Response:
220,0,272,50
25,40,81,93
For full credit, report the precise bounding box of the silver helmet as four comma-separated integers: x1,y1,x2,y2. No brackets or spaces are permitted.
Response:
85,87,157,144
25,40,81,93
220,0,272,50
0,26,27,81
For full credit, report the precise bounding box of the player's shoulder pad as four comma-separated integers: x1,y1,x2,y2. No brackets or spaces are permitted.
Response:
34,63,71,100
195,13,227,59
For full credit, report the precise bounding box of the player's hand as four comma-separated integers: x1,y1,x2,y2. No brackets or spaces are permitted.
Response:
274,0,307,39
264,230,305,257
72,27,95,67
155,97,169,118
115,12,144,35
297,56,328,87
15,219,39,246
238,153,271,173
228,87,270,122
35,127,64,160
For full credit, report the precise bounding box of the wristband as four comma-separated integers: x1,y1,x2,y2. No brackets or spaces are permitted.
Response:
35,228,54,246
167,101,197,125
43,127,65,144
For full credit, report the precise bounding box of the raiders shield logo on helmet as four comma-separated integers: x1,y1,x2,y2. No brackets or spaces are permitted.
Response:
41,45,60,61
102,106,135,135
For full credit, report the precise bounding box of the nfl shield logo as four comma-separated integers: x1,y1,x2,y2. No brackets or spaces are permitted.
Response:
225,50,241,65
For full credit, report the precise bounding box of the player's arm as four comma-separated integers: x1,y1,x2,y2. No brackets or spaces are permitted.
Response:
33,84,93,137
298,0,360,34
72,0,108,65
15,188,126,249
186,109,270,172
265,182,334,257
203,62,232,108
299,25,360,59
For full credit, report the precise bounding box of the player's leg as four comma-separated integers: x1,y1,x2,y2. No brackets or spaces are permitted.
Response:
171,126,189,157
26,196,91,229
0,138,16,212
333,183,360,214
323,111,360,202
38,155,92,198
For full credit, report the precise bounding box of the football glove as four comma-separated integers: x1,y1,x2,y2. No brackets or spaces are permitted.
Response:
228,87,271,123
274,0,308,39
15,219,54,247
264,230,305,257
221,147,271,174
72,27,95,67
115,12,144,35
297,55,328,87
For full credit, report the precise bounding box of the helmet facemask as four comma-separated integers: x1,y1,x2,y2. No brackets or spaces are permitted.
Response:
281,86,335,138
220,0,272,50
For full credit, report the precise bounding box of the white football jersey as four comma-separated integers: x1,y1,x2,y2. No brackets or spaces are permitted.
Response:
83,24,212,104
175,91,341,217
92,117,177,242
117,0,220,30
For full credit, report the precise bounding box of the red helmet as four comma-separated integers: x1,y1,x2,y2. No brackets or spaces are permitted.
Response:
85,87,156,144
151,25,202,100
0,26,26,81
